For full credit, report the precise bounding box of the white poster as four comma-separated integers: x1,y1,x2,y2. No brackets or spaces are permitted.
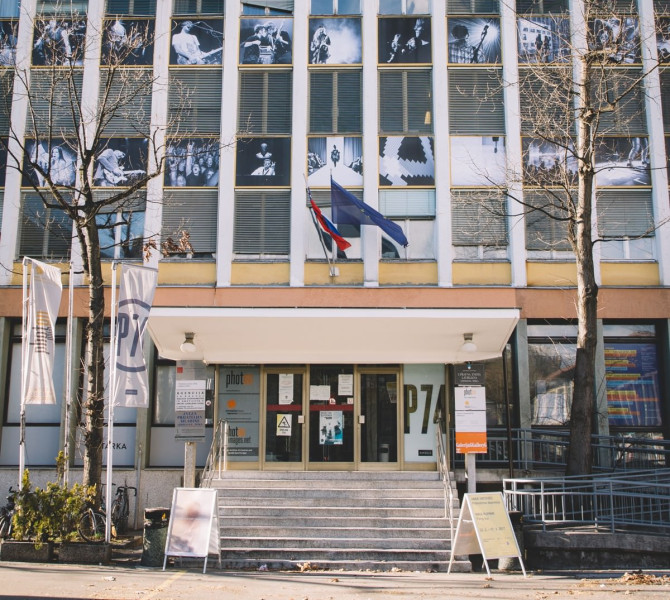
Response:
455,386,486,411
175,380,206,411
310,384,331,401
276,414,292,437
113,265,157,407
278,373,294,404
338,374,353,396
23,260,62,405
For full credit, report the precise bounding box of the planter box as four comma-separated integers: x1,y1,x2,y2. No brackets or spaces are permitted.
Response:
58,542,111,564
0,540,54,562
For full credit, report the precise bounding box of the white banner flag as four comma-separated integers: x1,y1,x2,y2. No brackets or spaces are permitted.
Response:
24,260,62,405
113,265,157,407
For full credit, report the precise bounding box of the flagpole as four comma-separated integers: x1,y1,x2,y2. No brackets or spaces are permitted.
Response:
106,262,118,543
63,262,74,486
19,257,31,490
304,175,335,274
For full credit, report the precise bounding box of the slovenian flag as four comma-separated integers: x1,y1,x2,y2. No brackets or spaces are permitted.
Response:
309,194,351,251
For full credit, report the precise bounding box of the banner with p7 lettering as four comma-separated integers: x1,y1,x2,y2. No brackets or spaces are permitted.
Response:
114,265,157,407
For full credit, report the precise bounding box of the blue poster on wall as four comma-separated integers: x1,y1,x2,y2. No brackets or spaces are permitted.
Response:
605,343,661,427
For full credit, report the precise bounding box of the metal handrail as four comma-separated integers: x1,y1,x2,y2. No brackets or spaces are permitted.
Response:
436,419,454,541
201,419,229,488
503,469,670,533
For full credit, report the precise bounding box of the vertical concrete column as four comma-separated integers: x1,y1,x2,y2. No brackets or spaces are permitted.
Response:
289,10,308,287
431,1,453,287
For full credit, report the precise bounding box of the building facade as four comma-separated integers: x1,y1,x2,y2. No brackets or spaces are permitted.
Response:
0,0,669,505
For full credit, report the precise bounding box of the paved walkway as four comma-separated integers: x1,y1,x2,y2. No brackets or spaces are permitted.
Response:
1,561,669,600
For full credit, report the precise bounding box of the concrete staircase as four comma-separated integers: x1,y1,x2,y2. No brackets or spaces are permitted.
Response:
209,471,470,572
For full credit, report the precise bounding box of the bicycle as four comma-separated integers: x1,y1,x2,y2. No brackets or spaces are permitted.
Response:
110,484,136,535
0,486,16,539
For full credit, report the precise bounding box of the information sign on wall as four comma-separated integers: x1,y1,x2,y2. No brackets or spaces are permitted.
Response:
455,386,487,453
175,380,206,442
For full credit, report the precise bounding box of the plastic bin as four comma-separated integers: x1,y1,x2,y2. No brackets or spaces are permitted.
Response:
141,507,170,567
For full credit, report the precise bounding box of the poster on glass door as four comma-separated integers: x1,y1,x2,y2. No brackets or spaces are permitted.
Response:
319,411,343,445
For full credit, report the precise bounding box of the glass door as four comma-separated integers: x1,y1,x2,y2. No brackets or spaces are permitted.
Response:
308,365,355,466
359,371,400,465
264,370,304,466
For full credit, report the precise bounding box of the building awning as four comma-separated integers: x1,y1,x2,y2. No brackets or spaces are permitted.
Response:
147,307,520,365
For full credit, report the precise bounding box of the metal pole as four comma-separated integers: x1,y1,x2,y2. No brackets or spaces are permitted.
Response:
503,344,515,479
105,262,119,543
63,263,74,486
19,257,30,489
223,421,229,473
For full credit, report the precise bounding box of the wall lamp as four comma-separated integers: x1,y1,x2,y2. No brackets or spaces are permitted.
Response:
180,332,197,353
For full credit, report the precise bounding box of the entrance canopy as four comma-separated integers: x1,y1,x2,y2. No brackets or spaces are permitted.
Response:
148,307,520,365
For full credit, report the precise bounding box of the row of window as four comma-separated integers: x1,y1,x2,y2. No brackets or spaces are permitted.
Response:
1,319,663,467
6,15,666,69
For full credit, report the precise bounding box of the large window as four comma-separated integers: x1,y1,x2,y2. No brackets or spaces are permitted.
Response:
234,190,290,255
379,70,432,134
598,190,655,261
18,194,72,260
528,324,577,427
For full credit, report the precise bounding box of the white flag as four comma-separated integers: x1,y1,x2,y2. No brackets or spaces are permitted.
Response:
24,260,62,405
113,265,157,407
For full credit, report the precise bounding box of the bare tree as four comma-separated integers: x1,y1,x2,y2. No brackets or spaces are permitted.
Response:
454,1,666,474
1,8,195,500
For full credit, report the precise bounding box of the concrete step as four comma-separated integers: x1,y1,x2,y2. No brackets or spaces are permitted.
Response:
212,471,443,482
216,557,471,573
217,546,451,563
220,536,450,550
220,505,450,518
217,486,445,498
220,525,451,539
218,496,444,509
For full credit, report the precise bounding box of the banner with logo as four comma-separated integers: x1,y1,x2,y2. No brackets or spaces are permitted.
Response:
113,265,157,407
24,260,62,405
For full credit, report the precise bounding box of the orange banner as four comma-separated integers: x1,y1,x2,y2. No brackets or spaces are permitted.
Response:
456,431,488,454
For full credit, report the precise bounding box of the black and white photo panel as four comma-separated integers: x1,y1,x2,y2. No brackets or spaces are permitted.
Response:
595,137,650,186
94,138,148,187
170,19,224,66
23,140,77,187
450,137,506,187
517,17,570,63
378,17,431,64
448,18,501,65
589,17,640,64
308,17,361,65
165,139,220,187
307,136,363,187
0,20,18,66
379,137,435,187
522,138,578,186
101,19,154,66
239,18,293,65
33,17,86,66
236,137,291,187
657,18,670,63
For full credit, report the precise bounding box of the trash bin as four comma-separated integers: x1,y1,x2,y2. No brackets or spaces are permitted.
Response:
379,443,390,462
141,507,170,567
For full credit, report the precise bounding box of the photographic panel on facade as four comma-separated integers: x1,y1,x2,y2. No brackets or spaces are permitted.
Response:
23,139,77,187
239,17,293,65
658,17,670,63
379,136,434,187
588,16,640,64
595,137,651,186
522,137,578,187
102,18,155,66
307,136,362,187
378,17,431,64
0,19,17,66
94,138,148,187
517,16,570,64
447,17,501,65
308,17,361,65
450,136,506,186
32,17,86,66
236,136,291,187
170,18,224,66
165,138,220,187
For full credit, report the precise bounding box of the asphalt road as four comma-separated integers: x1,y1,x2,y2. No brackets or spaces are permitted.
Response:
1,563,669,600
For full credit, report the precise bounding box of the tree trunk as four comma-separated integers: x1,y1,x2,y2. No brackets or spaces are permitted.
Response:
566,56,599,476
80,220,106,504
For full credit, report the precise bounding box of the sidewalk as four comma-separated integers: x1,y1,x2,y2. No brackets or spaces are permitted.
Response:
1,558,669,600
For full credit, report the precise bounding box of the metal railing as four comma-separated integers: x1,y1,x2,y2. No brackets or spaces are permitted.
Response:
503,469,670,533
451,428,670,474
201,419,229,488
436,420,455,541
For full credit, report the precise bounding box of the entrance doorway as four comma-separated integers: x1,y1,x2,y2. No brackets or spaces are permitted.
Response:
262,366,401,469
